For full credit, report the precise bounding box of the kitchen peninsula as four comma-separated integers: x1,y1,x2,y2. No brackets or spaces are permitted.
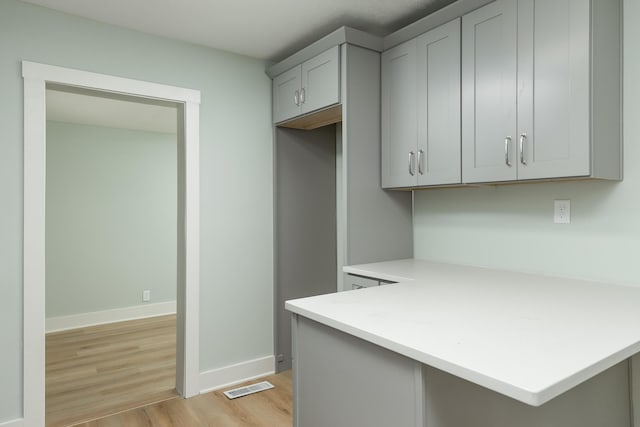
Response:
286,260,640,427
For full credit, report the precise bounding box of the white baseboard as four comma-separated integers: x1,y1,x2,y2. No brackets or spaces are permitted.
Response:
0,418,23,427
46,301,177,333
199,355,276,394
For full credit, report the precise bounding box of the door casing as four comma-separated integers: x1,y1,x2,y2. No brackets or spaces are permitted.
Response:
22,61,201,427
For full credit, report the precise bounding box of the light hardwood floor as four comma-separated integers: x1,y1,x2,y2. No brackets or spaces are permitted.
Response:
74,371,293,427
46,315,178,427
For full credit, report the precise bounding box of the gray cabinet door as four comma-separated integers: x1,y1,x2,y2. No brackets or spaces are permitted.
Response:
273,46,340,124
300,46,340,115
516,0,590,180
293,316,423,427
381,39,417,188
273,65,301,123
462,0,518,183
416,18,461,186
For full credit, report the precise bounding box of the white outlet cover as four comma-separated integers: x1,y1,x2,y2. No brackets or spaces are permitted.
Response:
554,200,571,224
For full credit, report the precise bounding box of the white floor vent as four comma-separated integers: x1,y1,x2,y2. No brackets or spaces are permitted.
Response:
223,381,274,399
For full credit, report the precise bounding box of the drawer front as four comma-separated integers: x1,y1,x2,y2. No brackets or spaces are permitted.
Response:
348,274,380,290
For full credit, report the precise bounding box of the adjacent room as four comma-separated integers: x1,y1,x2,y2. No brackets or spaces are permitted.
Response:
44,86,179,426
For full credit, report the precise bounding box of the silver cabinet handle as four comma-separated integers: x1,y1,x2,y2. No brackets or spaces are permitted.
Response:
417,149,425,175
519,133,527,165
294,90,300,106
408,151,416,176
504,136,512,167
300,88,306,104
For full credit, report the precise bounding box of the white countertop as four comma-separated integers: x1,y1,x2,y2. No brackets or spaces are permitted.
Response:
286,259,640,406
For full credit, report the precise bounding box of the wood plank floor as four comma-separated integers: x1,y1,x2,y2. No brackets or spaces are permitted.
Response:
74,371,293,427
46,315,178,427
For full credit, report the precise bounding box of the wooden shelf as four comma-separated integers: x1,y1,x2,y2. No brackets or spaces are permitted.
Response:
277,104,342,130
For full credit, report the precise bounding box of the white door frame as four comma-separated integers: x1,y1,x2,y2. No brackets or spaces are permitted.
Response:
22,61,201,427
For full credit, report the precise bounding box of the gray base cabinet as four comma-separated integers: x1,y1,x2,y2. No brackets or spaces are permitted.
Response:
292,314,630,427
424,361,629,427
347,273,396,290
293,315,423,427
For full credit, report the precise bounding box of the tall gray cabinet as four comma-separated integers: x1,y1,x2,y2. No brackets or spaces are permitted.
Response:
268,28,413,371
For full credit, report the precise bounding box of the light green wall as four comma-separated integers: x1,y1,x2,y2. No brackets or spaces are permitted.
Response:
414,1,639,287
0,0,273,421
46,121,177,318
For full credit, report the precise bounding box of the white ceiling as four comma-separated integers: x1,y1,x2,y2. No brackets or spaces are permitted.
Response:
20,0,455,61
46,87,178,133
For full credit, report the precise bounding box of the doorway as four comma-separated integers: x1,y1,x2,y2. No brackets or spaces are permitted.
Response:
44,84,179,426
22,61,201,426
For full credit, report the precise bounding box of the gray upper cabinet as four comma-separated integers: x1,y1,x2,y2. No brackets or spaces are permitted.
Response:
382,19,461,189
273,66,302,124
416,19,461,186
273,46,340,124
381,39,417,189
462,0,621,184
301,47,340,116
516,0,590,180
461,0,518,183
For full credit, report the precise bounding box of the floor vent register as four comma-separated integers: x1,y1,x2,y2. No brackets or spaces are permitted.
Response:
223,381,274,399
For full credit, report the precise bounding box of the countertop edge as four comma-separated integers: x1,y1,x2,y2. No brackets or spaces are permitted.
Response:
343,267,413,283
286,299,543,405
286,298,640,406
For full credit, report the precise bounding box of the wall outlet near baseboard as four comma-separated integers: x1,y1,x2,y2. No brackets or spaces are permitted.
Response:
143,289,151,302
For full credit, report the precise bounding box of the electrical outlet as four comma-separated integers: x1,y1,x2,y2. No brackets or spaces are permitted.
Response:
143,289,151,302
554,200,571,224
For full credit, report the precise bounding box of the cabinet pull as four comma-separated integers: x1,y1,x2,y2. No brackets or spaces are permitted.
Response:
519,133,527,165
300,88,306,104
294,90,300,106
417,149,425,175
408,151,416,176
504,136,512,167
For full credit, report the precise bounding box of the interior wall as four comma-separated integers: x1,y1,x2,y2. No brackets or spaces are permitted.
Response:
46,121,177,318
413,0,638,287
0,0,273,421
